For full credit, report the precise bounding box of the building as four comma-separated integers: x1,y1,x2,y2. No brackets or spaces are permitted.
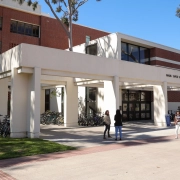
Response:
0,0,109,116
1,34,180,138
0,0,109,53
72,33,180,121
1,1,180,138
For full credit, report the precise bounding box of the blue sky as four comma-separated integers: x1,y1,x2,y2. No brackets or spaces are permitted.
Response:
39,0,180,50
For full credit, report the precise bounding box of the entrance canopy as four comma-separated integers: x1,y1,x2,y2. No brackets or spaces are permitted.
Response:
1,44,180,85
1,44,180,138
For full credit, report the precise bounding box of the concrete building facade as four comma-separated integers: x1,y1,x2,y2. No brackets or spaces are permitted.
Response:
0,1,180,138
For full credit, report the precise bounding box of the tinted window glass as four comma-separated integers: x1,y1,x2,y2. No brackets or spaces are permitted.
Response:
86,36,90,44
140,47,149,64
121,42,150,65
10,21,17,32
121,42,128,61
86,44,97,55
25,24,32,36
89,87,97,101
128,44,139,63
32,25,39,37
10,20,40,38
17,22,24,34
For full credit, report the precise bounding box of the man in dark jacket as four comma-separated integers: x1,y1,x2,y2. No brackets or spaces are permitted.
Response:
114,109,123,140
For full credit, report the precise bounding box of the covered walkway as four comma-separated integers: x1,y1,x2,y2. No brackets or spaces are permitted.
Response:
40,122,175,148
0,43,180,138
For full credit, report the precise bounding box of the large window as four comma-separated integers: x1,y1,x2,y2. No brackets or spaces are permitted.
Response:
0,17,2,30
121,42,150,64
86,44,97,55
10,20,40,38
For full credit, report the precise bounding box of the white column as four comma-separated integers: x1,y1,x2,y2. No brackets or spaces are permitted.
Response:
119,82,122,112
64,78,78,127
40,89,45,114
27,67,41,138
0,78,8,115
153,84,167,127
10,68,29,138
104,76,119,123
163,81,168,115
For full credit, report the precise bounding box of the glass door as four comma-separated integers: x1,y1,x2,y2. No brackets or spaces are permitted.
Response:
122,90,152,121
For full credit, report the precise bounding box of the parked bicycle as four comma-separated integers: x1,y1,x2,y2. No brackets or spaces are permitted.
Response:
78,113,104,126
0,115,10,138
40,111,64,125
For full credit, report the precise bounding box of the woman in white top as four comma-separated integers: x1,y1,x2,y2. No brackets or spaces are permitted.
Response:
103,110,112,139
174,111,180,139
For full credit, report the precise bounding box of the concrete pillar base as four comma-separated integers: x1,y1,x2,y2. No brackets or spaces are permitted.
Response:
10,132,26,138
154,122,167,127
64,122,79,127
27,132,40,138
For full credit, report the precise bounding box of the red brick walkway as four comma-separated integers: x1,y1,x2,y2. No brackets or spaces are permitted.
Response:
0,170,16,180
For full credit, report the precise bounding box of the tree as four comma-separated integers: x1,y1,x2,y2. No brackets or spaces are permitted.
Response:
12,0,101,51
176,4,180,18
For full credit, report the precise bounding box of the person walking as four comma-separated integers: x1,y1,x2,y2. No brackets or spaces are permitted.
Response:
174,111,180,139
114,109,123,140
103,110,112,139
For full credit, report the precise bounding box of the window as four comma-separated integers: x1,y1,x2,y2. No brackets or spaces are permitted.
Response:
86,44,97,55
121,42,150,65
86,36,91,44
121,42,128,61
0,17,2,30
32,25,39,37
17,22,25,34
25,24,32,36
140,47,150,64
10,20,40,38
128,44,139,63
45,89,50,111
10,20,17,33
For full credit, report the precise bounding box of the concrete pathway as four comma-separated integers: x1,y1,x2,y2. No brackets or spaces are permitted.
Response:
0,121,179,180
40,121,175,148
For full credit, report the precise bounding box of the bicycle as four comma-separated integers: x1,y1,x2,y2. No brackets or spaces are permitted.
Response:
0,115,10,138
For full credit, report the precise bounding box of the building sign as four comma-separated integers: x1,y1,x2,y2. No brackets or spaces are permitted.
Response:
166,74,180,78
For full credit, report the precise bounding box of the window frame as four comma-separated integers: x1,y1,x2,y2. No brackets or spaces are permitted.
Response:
121,42,150,65
85,43,97,56
10,19,40,38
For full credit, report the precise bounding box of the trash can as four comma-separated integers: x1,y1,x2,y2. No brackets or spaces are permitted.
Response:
165,115,171,126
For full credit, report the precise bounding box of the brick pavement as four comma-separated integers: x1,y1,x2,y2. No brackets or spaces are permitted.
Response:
0,170,16,180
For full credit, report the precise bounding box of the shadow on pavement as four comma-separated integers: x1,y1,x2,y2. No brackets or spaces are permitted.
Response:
0,121,175,168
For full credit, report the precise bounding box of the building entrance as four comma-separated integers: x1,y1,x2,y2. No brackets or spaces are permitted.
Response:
122,90,152,121
85,87,98,115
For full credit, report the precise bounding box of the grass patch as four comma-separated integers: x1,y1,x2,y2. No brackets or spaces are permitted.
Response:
0,137,76,160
